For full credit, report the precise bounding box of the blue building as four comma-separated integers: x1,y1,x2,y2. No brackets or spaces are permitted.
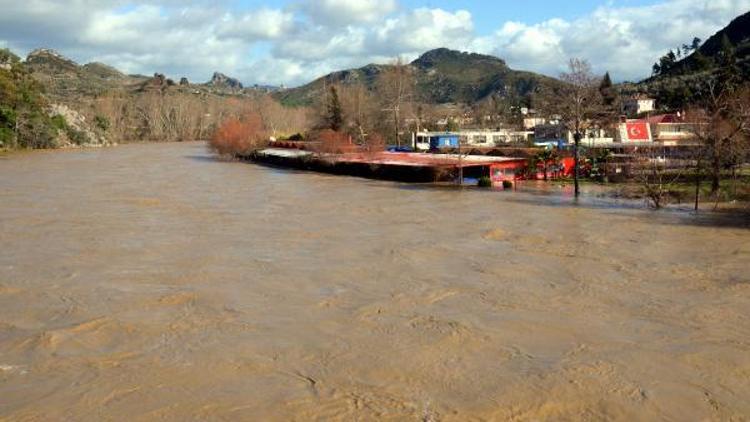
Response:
423,133,459,150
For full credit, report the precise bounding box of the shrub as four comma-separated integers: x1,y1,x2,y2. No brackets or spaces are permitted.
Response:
477,176,492,187
0,127,13,147
502,180,513,189
66,127,87,145
94,115,110,132
362,132,386,155
313,129,351,154
209,112,267,156
50,114,67,131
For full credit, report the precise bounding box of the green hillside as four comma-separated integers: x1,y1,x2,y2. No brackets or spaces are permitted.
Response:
274,48,561,107
632,10,750,109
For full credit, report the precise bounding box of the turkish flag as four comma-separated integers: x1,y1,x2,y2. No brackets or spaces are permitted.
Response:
626,121,649,141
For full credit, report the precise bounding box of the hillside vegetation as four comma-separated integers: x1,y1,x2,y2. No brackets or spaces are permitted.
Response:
0,49,59,148
1,48,308,150
631,10,750,109
275,48,561,107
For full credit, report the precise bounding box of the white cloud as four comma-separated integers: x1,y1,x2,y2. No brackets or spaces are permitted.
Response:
371,8,474,54
217,9,294,40
299,0,397,26
473,0,750,81
0,0,748,86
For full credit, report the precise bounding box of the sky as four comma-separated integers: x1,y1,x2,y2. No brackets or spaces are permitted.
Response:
0,0,748,87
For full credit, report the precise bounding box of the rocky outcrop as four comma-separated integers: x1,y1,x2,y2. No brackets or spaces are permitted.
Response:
49,104,110,147
209,72,243,90
26,49,79,73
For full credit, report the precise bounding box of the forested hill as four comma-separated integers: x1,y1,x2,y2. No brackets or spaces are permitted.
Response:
649,11,750,80
630,11,750,108
274,48,562,107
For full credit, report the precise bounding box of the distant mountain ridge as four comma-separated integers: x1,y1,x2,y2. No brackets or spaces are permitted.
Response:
22,48,275,98
274,48,562,106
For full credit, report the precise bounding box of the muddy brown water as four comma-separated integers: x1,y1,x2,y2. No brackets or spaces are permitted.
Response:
1,142,749,421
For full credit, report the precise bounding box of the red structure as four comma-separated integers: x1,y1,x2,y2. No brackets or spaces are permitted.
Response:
491,156,576,184
490,159,528,183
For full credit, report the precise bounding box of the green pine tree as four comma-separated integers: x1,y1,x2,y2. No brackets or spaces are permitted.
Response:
326,85,343,131
691,50,712,72
599,71,616,106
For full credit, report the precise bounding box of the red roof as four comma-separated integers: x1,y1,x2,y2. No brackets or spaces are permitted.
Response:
646,114,681,124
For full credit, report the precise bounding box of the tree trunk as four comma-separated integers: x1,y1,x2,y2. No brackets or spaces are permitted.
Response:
573,131,581,198
694,166,701,212
393,107,400,147
711,155,721,194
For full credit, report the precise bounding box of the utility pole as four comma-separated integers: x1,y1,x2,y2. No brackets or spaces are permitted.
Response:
458,134,463,186
381,105,399,148
573,111,582,198
394,104,400,147
457,118,463,186
414,105,421,151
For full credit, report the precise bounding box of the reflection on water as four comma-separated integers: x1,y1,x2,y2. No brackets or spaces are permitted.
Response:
1,142,749,420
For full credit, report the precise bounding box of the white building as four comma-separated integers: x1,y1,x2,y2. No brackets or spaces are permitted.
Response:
523,117,547,130
413,129,533,150
652,123,696,145
622,96,656,116
534,124,614,147
457,129,532,147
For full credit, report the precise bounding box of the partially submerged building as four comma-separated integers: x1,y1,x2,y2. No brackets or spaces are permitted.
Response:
253,148,530,185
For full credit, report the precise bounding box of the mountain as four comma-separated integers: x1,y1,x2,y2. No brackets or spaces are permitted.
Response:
22,49,279,99
25,49,143,98
274,48,561,106
5,48,285,150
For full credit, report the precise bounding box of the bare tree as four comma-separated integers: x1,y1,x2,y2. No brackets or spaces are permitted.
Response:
376,57,415,146
539,59,607,197
338,84,377,144
254,95,312,138
93,91,311,145
687,83,750,205
631,145,686,209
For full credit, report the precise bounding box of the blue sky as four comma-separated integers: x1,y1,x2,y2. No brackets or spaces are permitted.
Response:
399,0,662,28
0,0,748,86
229,0,664,27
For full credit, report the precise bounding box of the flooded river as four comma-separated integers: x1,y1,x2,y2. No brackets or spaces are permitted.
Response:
1,142,749,420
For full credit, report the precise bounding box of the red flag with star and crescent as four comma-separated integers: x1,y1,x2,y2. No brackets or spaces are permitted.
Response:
625,121,650,141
